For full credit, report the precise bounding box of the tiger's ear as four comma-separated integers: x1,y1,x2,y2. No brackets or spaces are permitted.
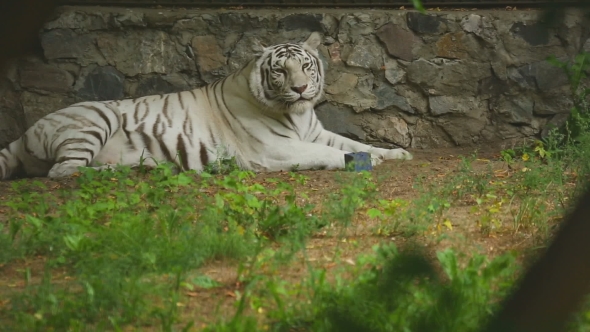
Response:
302,32,322,50
252,38,268,53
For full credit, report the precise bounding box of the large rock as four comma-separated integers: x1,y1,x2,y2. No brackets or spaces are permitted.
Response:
337,14,375,44
412,119,454,148
326,75,377,112
144,10,188,28
19,62,74,93
96,30,193,76
516,60,569,92
327,42,343,63
435,32,469,59
135,75,179,97
321,15,339,36
20,91,75,127
496,19,566,65
436,31,488,61
395,85,428,114
533,86,573,115
192,35,227,74
490,95,534,125
0,110,24,147
383,57,405,85
172,17,209,32
279,14,323,32
438,114,488,146
218,12,273,32
114,10,147,27
429,95,486,117
541,113,569,138
326,88,377,113
226,34,268,72
45,10,110,30
342,36,383,70
478,75,509,100
429,96,459,116
506,67,535,90
376,23,420,61
161,73,192,91
76,66,125,101
491,61,509,81
363,115,411,148
460,14,497,44
326,72,358,95
406,59,491,95
0,80,25,147
510,22,549,46
373,84,413,114
41,29,105,66
0,80,20,111
316,102,366,140
407,12,446,35
492,122,533,141
427,95,488,145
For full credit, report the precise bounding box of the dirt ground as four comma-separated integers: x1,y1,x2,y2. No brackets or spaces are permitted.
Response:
0,145,554,328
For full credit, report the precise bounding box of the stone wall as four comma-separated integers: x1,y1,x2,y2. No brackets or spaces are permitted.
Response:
0,6,587,149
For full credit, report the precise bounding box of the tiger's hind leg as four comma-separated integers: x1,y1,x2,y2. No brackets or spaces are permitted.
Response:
0,140,29,180
46,133,125,178
43,102,123,178
47,159,100,178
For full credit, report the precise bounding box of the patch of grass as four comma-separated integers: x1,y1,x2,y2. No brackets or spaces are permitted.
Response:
0,145,587,331
0,164,325,330
207,244,519,332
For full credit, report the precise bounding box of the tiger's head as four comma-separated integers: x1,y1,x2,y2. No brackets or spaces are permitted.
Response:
249,32,324,115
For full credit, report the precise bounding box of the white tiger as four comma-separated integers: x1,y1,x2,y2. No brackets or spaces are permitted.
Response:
0,32,412,180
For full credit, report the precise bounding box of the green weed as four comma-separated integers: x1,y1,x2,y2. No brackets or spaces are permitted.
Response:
211,244,520,332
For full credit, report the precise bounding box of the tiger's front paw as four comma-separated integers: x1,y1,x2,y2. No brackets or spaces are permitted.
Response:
383,148,413,160
48,164,80,178
371,154,384,167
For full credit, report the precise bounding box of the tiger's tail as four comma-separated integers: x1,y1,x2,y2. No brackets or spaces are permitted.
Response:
0,140,24,180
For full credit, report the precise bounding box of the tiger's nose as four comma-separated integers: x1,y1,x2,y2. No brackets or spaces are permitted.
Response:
291,85,308,94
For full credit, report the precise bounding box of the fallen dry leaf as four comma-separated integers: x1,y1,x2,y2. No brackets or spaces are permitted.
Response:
344,258,356,266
